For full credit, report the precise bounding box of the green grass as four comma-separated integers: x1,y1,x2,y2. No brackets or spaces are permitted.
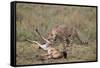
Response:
16,3,97,65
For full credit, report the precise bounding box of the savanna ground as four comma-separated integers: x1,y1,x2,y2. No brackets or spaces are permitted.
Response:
16,3,97,65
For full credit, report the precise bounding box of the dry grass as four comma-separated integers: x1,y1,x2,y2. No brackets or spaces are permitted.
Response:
16,41,96,65
16,3,97,65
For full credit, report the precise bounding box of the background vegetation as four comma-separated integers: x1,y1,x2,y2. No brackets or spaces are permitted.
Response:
16,3,97,65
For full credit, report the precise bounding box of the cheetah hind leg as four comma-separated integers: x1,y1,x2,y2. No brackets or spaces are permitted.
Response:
63,40,68,59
